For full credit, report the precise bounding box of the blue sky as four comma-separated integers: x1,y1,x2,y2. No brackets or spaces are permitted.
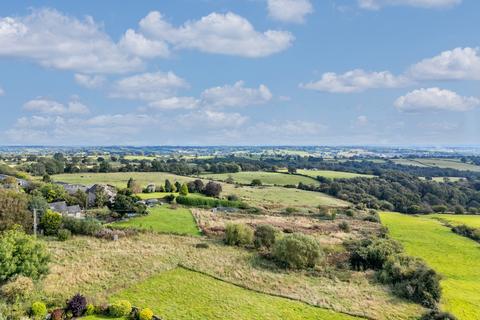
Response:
0,0,478,146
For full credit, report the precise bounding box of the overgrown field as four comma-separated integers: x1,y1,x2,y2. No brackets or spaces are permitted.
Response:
199,171,320,186
112,206,201,236
380,212,480,319
52,172,349,211
110,267,362,320
295,169,375,179
41,233,422,320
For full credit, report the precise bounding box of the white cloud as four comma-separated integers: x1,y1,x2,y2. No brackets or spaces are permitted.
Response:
394,87,480,112
148,97,199,110
23,98,90,114
201,81,272,108
178,110,248,129
110,71,188,101
0,8,142,74
356,115,369,126
409,47,480,80
267,0,313,23
139,11,294,58
119,29,170,58
358,0,461,10
301,69,410,93
0,87,4,96
74,74,106,89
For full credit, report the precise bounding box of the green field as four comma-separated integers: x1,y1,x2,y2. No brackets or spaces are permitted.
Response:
200,171,320,186
52,172,348,210
108,267,362,320
427,214,480,228
295,169,374,179
112,206,201,236
393,158,480,172
380,212,480,319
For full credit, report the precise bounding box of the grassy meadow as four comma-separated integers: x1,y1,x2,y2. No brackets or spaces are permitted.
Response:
110,267,363,320
393,158,480,172
380,212,480,319
295,169,375,179
199,171,320,186
427,214,480,228
42,233,422,320
112,206,201,236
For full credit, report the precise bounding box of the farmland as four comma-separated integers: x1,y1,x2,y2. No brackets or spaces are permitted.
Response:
427,214,480,228
380,212,480,319
295,169,375,179
199,171,320,186
392,158,480,172
112,206,201,236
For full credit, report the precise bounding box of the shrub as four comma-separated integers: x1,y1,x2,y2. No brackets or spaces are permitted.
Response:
378,254,441,307
40,210,63,236
345,209,356,217
284,207,298,214
0,227,50,282
109,300,132,317
224,224,254,246
432,205,448,213
179,183,189,196
348,238,403,271
254,225,278,249
363,215,380,223
63,217,102,236
0,276,34,303
66,293,87,317
85,304,95,316
57,228,71,241
176,196,248,209
338,221,350,232
272,233,323,269
227,194,239,201
251,179,262,186
451,224,480,242
203,181,222,197
31,301,47,319
51,309,64,320
420,310,457,320
139,308,154,320
195,243,209,249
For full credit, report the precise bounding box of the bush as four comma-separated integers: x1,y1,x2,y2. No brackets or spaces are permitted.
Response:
0,276,34,303
338,221,350,232
40,210,63,236
378,254,441,308
62,217,102,236
85,304,95,316
284,207,298,214
345,209,356,217
66,293,87,317
254,225,278,249
0,227,50,282
109,300,132,317
51,309,64,320
451,224,480,242
203,181,222,197
176,195,248,209
272,233,323,269
349,238,403,271
420,310,457,320
251,179,262,186
227,194,239,201
224,224,254,246
363,215,380,223
139,308,154,320
57,228,71,241
31,301,47,319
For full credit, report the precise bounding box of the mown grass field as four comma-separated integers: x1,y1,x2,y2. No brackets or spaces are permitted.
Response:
295,169,374,179
110,267,362,320
393,158,480,172
52,172,348,210
199,171,320,186
380,212,480,319
427,214,480,228
42,233,422,320
112,206,201,236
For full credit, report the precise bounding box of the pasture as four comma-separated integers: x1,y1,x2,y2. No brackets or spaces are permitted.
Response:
393,158,480,172
112,206,201,236
295,169,374,179
380,212,480,319
42,233,421,320
427,214,480,228
110,267,362,320
199,171,320,186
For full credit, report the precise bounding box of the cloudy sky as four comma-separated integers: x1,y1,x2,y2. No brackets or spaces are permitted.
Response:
0,0,478,146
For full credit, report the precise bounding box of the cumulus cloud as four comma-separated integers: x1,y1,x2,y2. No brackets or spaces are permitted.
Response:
201,81,272,108
74,74,106,89
394,87,480,112
119,29,170,58
139,11,294,58
358,0,461,10
409,47,480,80
110,71,188,101
355,115,369,126
301,69,410,93
178,110,248,129
267,0,313,23
0,8,142,74
148,97,199,110
23,98,90,114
